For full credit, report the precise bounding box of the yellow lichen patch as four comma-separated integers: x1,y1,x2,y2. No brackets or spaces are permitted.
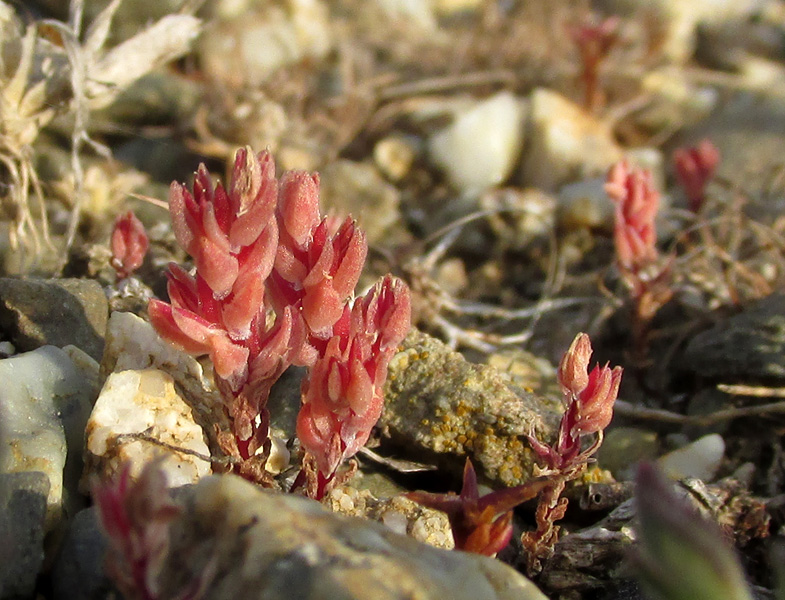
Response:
581,465,614,485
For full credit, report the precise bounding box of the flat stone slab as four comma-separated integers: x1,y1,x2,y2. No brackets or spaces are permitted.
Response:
155,474,547,600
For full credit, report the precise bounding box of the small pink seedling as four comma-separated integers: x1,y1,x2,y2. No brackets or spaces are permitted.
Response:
409,333,621,563
93,462,180,600
527,332,622,476
673,139,720,213
407,459,549,557
522,332,622,573
605,160,673,324
568,15,620,112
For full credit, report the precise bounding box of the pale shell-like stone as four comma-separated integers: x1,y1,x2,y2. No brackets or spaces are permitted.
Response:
85,369,211,486
429,92,526,195
0,346,95,530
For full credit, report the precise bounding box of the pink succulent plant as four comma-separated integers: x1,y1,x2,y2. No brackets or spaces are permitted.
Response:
673,139,720,212
606,160,673,325
522,332,622,573
268,170,368,363
93,462,181,600
605,161,660,276
296,275,411,498
148,149,286,465
111,211,149,279
527,332,622,475
569,15,620,111
148,148,410,488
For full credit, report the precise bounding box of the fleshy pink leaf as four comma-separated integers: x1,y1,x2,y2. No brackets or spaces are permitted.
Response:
302,282,344,334
206,332,249,386
148,299,212,355
194,236,239,299
331,220,367,298
557,332,591,400
221,276,265,341
168,182,196,254
278,171,321,247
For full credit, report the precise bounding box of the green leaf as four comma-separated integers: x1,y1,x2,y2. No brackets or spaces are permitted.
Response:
632,463,754,600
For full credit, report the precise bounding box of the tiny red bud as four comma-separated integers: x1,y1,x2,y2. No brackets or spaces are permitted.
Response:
111,211,149,279
557,332,592,400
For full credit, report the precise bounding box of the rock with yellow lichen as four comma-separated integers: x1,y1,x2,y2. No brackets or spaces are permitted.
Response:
381,329,561,487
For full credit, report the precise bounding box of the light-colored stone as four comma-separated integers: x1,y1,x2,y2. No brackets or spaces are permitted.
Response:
374,135,419,182
658,434,725,481
520,88,623,192
326,486,454,550
63,345,101,393
433,0,483,17
558,177,614,232
265,434,291,475
374,0,437,30
0,346,96,529
429,92,526,195
198,0,332,87
102,311,206,382
85,369,211,486
156,474,547,600
736,56,785,90
101,311,228,446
